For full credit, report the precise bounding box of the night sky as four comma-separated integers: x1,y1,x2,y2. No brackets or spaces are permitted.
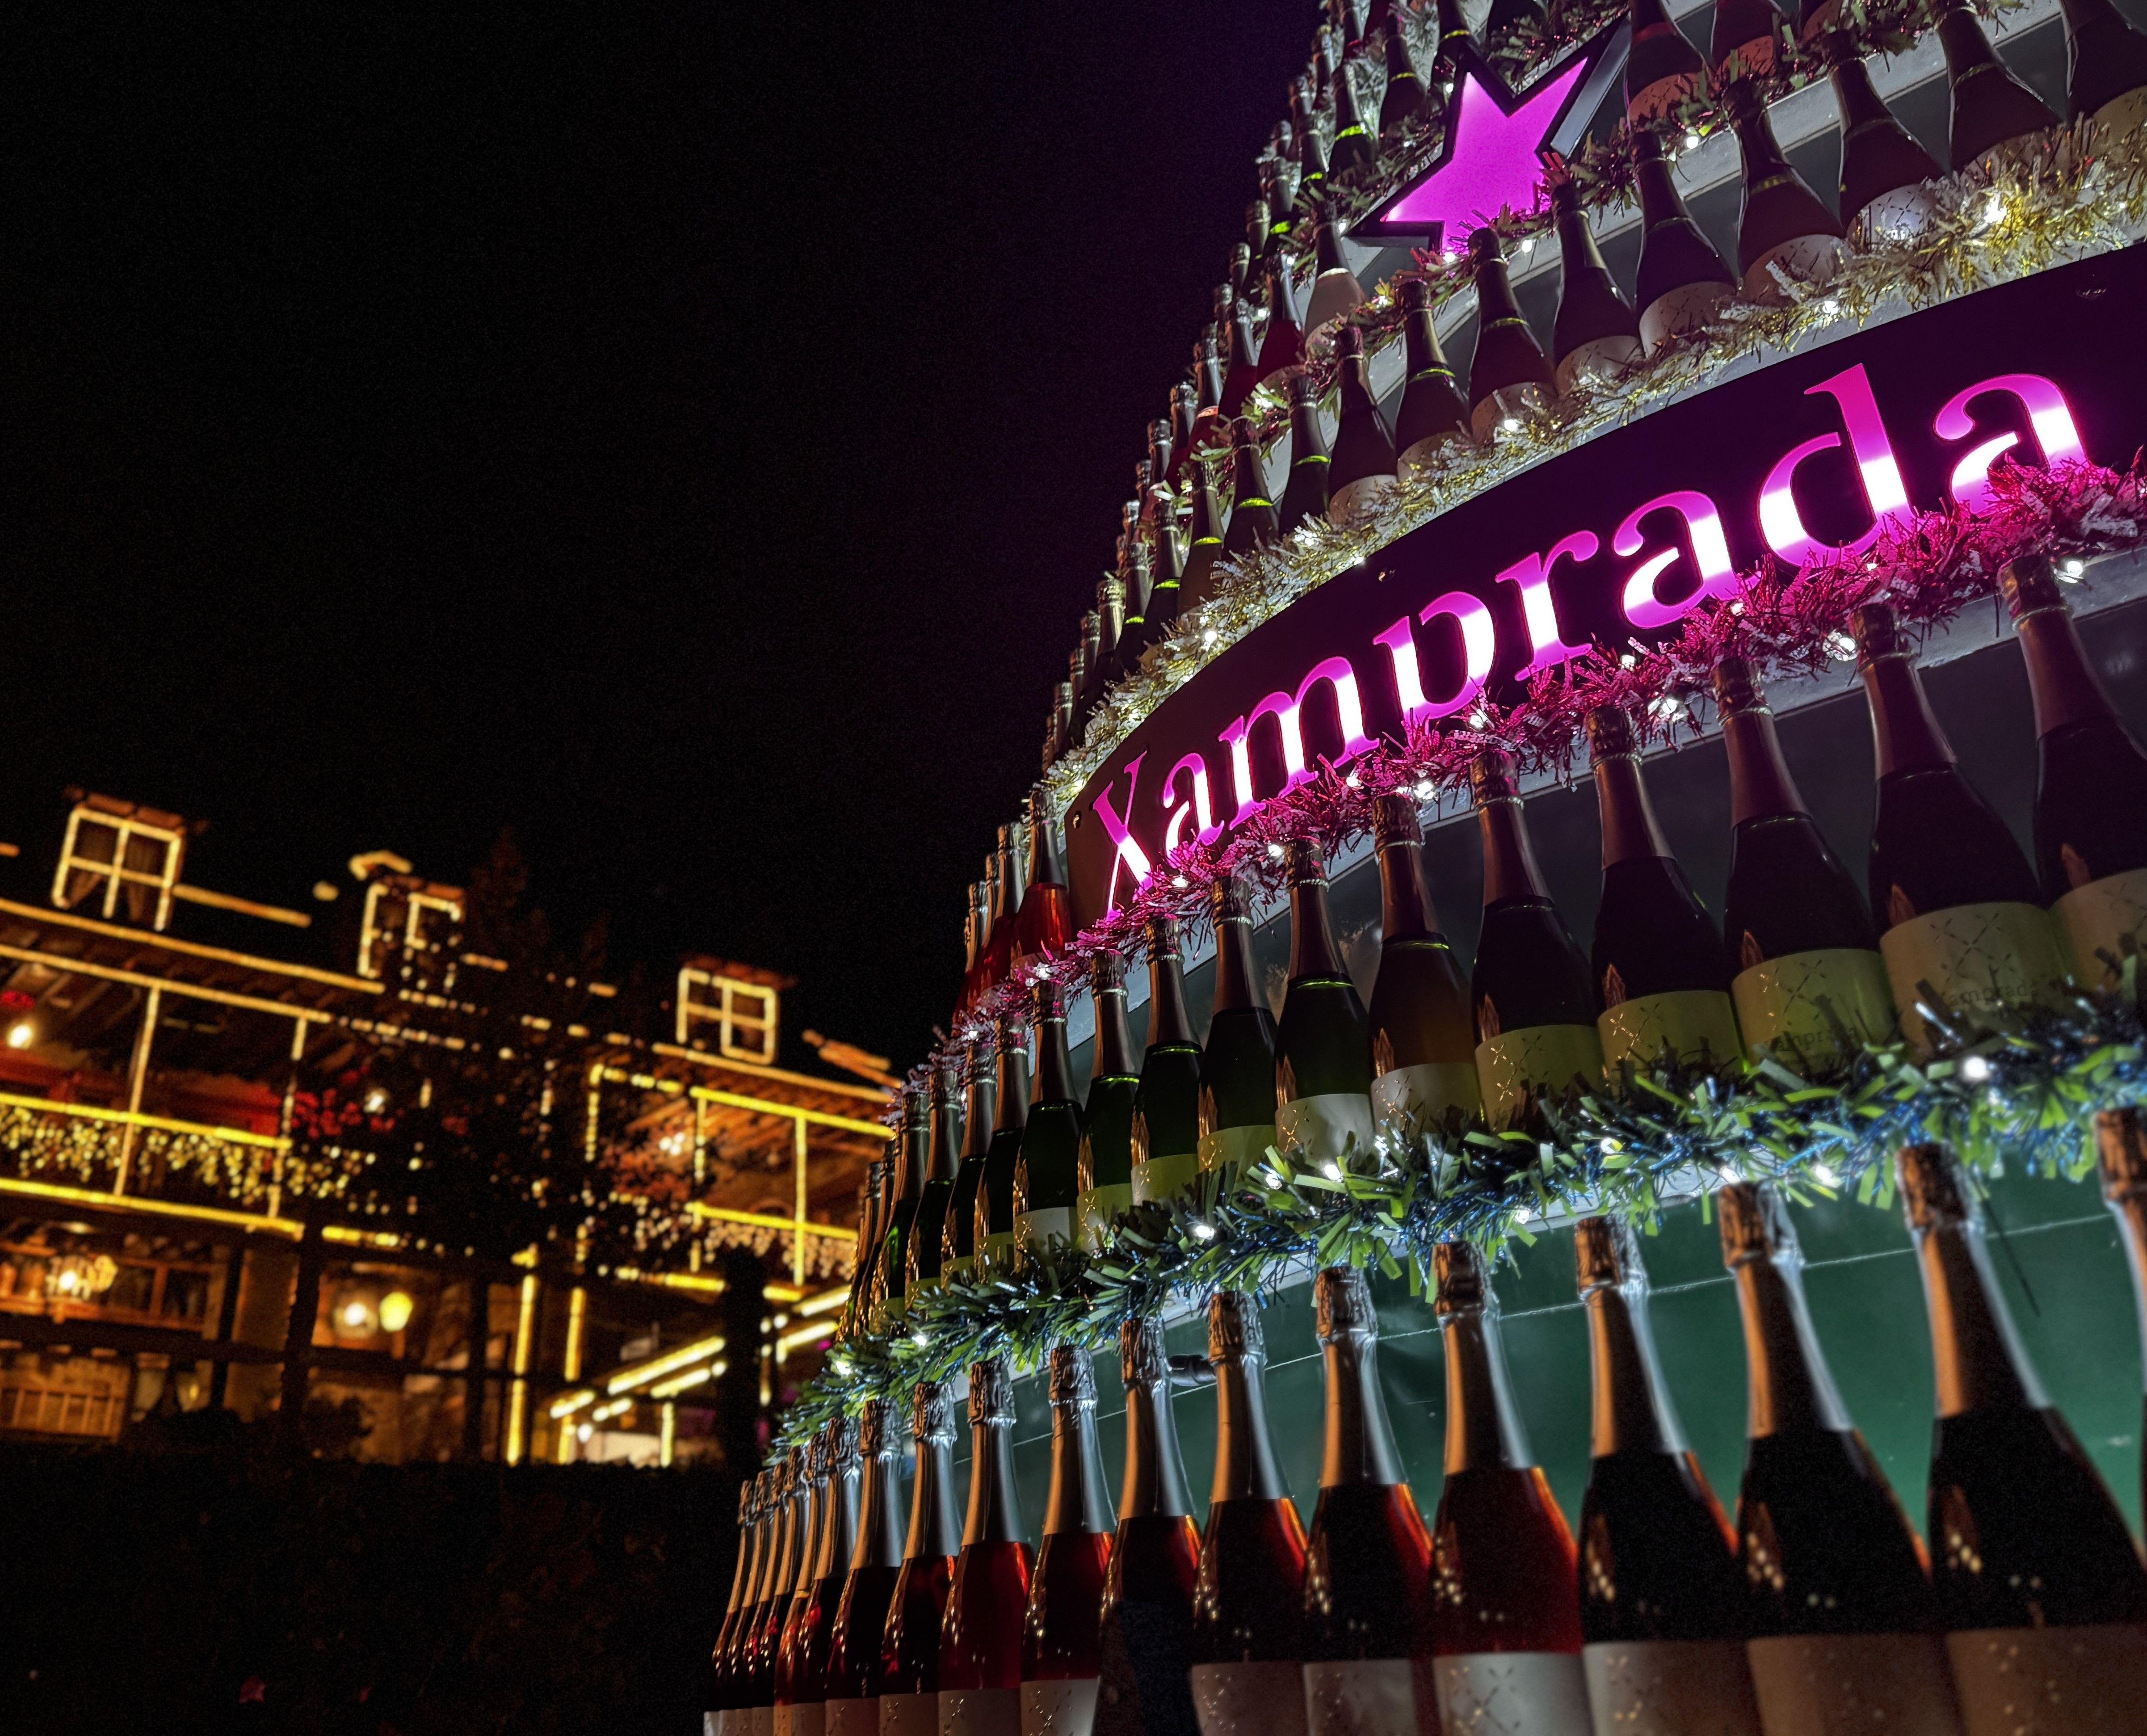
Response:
6,2,1306,1065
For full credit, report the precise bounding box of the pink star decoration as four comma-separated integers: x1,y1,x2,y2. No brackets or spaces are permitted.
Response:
1379,58,1591,243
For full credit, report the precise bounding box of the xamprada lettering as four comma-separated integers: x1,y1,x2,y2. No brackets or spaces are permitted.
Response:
1065,254,2145,926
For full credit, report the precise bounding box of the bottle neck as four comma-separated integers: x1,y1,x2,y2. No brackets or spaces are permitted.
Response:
898,1125,928,1204
1405,305,1443,375
1734,104,1792,183
1095,984,1138,1077
1319,1329,1408,1487
1557,204,1608,276
1339,354,1374,418
1233,444,1272,505
1592,753,1671,868
816,1462,861,1581
853,1447,909,1572
964,1072,995,1161
1210,1350,1292,1502
1723,708,1808,824
905,1432,964,1560
1477,797,1550,904
1044,1397,1115,1537
1291,396,1327,458
1731,1255,1854,1436
1027,817,1067,892
1148,953,1197,1045
928,1098,962,1182
1584,1283,1687,1457
1032,1013,1076,1107
1441,1305,1536,1473
2017,606,2119,737
1913,1218,2048,1417
741,1517,771,1609
1938,3,2003,73
1474,257,1525,326
1288,877,1346,979
1830,54,1892,130
1377,839,1436,940
1213,914,1265,1013
1635,153,1687,229
1120,1374,1197,1520
995,1048,1030,1133
792,1483,825,1596
770,1492,803,1599
2059,0,2130,30
727,1517,756,1613
963,1418,1027,1545
1861,655,1957,775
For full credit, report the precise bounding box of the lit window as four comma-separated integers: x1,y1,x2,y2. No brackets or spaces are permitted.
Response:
676,966,780,1064
52,798,188,931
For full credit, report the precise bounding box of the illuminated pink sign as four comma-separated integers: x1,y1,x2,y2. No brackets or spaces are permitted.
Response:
1376,63,1589,242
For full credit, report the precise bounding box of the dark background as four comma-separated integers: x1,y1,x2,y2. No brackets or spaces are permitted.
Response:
3,1,1306,1065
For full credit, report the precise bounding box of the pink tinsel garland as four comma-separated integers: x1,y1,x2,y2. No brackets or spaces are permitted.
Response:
904,454,2147,1102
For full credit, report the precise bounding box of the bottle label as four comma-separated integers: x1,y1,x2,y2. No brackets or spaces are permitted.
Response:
826,1699,878,1736
2052,867,2147,992
1370,1063,1480,1145
1191,1661,1312,1736
1731,947,1898,1075
1945,1621,2147,1736
1638,280,1733,354
1552,336,1642,399
755,1709,778,1736
1398,436,1458,482
1196,1123,1277,1184
1328,473,1398,531
1136,1150,1205,1203
1020,1677,1100,1736
1275,1092,1377,1167
1076,1184,1133,1253
1015,1208,1074,1260
945,1256,974,1283
1597,988,1744,1079
1740,233,1846,306
708,1717,723,1736
1475,1026,1605,1130
1581,1637,1763,1735
1300,1657,1419,1736
982,1232,1016,1273
880,1694,938,1736
2093,85,2147,141
940,1687,1021,1736
1431,1651,1591,1736
789,1705,828,1736
1877,900,2072,1052
1745,1630,1964,1736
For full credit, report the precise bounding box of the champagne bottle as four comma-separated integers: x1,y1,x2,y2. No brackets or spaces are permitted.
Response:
1223,298,1265,420
738,1468,785,1736
1091,579,1129,710
1368,792,1480,1146
753,1452,807,1736
1223,416,1281,557
716,1479,767,1730
2002,552,2147,989
1199,873,1281,1185
1258,256,1307,389
1275,371,1333,535
1013,792,1073,985
1304,197,1366,335
979,1010,1030,1273
1274,837,1376,1169
1394,277,1470,479
879,1087,929,1322
1136,914,1207,1204
1379,16,1431,137
1632,128,1736,353
1193,332,1227,458
907,1061,964,1302
1022,1347,1116,1736
1715,655,1897,1074
795,1418,866,1736
1936,0,2060,169
1075,613,1105,738
1896,1141,2147,1729
845,1157,887,1341
964,881,994,1015
1015,977,1084,1266
1548,182,1641,399
1726,79,1844,303
1149,420,1178,507
881,1381,963,1736
1710,0,1781,85
1146,481,1187,645
1097,1317,1203,1736
1180,458,1229,615
1174,382,1201,477
946,1036,994,1283
1122,541,1153,664
1626,0,1706,122
986,827,1028,991
2058,0,2147,135
1853,602,2071,1050
1716,1181,1963,1735
2094,1109,2147,1521
1469,750,1602,1128
779,1436,832,1736
1573,1217,1763,1735
939,1360,1034,1736
1077,950,1141,1251
1330,54,1377,175
1190,1292,1310,1736
1292,78,1328,198
1328,325,1399,528
1431,0,1473,74
1430,1241,1591,1734
828,1400,907,1736
1825,34,1943,243
1586,705,1743,1079
1300,1266,1437,1736
1464,226,1554,444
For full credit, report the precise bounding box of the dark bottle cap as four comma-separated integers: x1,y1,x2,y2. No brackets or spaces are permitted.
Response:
1285,836,1328,883
1047,1343,1097,1410
996,1003,1029,1052
1091,947,1127,993
1373,790,1423,848
968,1357,1017,1425
1145,912,1182,958
1208,1289,1267,1362
1232,414,1261,447
1289,369,1320,406
1584,704,1640,761
1998,552,2066,620
912,1377,957,1444
804,1428,830,1483
1719,1179,1800,1264
2097,1108,2147,1202
823,1412,862,1473
1403,276,1433,310
1314,1264,1377,1339
1031,975,1067,1024
1470,748,1519,802
1896,1141,1976,1230
1849,601,1908,668
1211,870,1257,923
1712,654,1766,716
1433,1238,1492,1314
1573,1214,1646,1293
1335,323,1367,358
1121,1314,1170,1386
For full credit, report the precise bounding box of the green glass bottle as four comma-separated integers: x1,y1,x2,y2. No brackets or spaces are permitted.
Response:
944,1035,995,1284
1133,915,1205,1206
877,1085,929,1323
905,1060,964,1303
1199,872,1279,1184
1015,978,1084,1268
1274,837,1375,1171
977,1010,1030,1275
1077,950,1141,1252
1368,792,1480,1146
